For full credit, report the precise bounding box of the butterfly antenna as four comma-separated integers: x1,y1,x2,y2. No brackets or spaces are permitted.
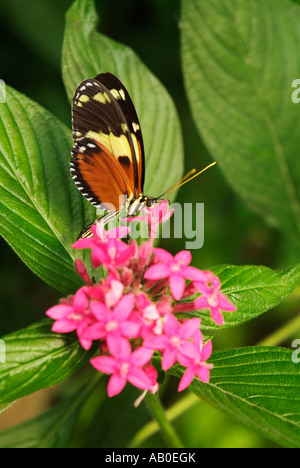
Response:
159,162,216,198
158,169,197,198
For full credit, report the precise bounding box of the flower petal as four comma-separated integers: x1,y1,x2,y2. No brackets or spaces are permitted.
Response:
120,321,141,338
174,250,191,266
196,366,210,383
72,237,94,250
73,287,89,313
83,323,106,340
78,335,92,350
184,266,207,282
162,347,177,371
52,319,76,333
194,281,210,295
107,226,131,239
178,367,195,392
218,295,237,311
163,313,180,335
153,248,173,263
144,263,171,280
210,307,224,326
90,355,117,374
169,273,185,300
131,347,154,367
113,293,135,320
127,368,152,390
143,335,168,350
179,317,201,339
107,373,127,397
201,340,213,361
109,336,131,358
194,296,209,310
90,301,109,321
46,304,73,320
105,280,124,308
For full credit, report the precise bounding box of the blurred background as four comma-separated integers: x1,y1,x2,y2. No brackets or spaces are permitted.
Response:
0,0,298,448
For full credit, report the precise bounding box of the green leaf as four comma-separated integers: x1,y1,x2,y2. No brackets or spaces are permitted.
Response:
187,263,300,334
0,319,94,406
0,86,94,294
181,0,300,241
171,346,300,448
0,396,79,448
62,0,184,199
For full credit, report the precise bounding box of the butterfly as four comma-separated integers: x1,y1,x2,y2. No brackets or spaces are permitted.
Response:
70,72,215,238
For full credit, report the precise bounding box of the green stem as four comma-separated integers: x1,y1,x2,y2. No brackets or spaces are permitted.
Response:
128,392,198,448
257,314,300,346
142,392,185,448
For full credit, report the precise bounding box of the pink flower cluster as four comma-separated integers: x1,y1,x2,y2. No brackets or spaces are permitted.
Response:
46,200,236,397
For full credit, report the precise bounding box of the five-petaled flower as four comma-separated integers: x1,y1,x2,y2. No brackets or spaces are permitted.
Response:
91,338,154,397
194,276,237,326
144,248,207,300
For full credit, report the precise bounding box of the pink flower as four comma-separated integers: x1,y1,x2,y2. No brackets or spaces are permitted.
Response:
144,249,207,300
126,240,153,277
129,294,162,340
105,279,124,308
72,224,132,270
85,277,124,307
144,314,201,371
136,294,160,322
194,276,236,325
46,286,94,350
91,339,155,397
178,336,213,391
126,199,174,238
84,294,140,350
73,224,130,249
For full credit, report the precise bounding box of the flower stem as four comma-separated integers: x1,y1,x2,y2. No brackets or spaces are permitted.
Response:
143,392,184,448
257,314,300,346
128,392,198,448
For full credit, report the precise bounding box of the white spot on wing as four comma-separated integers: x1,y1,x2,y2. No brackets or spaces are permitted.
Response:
119,89,125,100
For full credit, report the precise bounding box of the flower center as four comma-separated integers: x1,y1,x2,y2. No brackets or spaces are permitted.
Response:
171,263,181,273
68,312,83,322
207,294,218,307
120,362,130,378
106,320,118,332
108,246,117,259
170,335,181,348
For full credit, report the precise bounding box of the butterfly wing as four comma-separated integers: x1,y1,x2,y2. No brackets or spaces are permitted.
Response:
93,72,145,193
71,73,145,213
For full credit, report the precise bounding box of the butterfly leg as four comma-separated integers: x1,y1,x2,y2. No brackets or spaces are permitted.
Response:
77,210,121,239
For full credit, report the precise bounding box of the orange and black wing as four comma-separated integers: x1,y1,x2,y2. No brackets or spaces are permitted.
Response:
70,72,145,212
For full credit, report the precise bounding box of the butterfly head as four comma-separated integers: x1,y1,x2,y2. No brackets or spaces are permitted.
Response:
126,194,158,216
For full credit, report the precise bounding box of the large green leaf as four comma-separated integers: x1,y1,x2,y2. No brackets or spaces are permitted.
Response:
62,0,184,199
171,346,300,448
181,0,300,241
0,319,94,406
184,263,300,334
0,86,94,294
